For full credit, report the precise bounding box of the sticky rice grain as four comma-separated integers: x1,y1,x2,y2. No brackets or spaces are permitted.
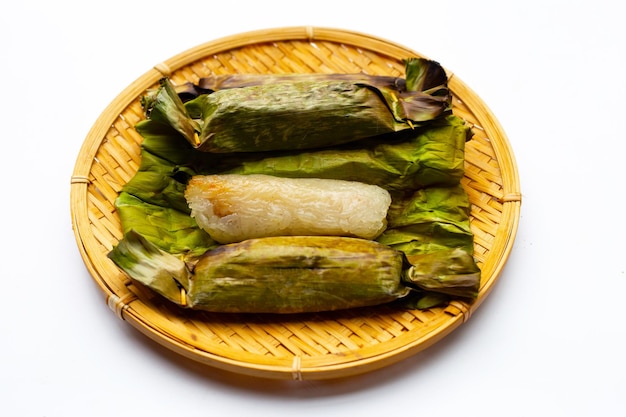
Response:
185,174,392,244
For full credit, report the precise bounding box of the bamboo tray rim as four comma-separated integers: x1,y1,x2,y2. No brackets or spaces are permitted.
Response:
70,26,521,380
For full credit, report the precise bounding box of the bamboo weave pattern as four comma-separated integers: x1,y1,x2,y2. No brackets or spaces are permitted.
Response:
70,28,521,380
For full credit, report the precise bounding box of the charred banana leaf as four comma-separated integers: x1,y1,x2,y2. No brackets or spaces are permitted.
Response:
190,236,409,313
176,58,447,96
109,232,409,314
142,58,451,153
108,231,481,314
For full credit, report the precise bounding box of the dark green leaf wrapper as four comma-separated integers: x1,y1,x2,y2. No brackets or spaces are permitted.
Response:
109,57,482,313
144,58,451,153
191,236,409,313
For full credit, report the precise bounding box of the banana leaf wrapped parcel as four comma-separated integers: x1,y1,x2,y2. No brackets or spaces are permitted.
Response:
108,57,482,314
142,58,451,153
110,232,479,314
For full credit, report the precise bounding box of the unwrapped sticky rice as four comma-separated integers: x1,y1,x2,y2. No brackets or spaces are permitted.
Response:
185,174,392,244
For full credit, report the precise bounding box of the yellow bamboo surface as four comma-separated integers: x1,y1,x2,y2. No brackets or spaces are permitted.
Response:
70,27,521,380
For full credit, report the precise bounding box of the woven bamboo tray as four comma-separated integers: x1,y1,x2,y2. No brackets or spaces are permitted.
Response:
70,27,521,380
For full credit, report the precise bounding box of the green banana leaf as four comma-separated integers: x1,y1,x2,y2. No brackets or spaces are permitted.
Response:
109,63,482,311
378,185,475,255
107,230,189,303
224,115,469,191
117,115,474,258
116,193,216,257
176,58,448,97
143,58,452,153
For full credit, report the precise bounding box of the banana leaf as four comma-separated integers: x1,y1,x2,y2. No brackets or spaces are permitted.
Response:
175,58,448,96
112,119,480,303
109,230,479,313
142,58,452,153
108,230,189,303
224,115,469,191
378,185,475,255
131,112,470,193
109,60,482,310
115,193,216,257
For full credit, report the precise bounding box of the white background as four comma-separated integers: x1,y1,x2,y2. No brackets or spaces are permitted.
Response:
2,1,625,416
